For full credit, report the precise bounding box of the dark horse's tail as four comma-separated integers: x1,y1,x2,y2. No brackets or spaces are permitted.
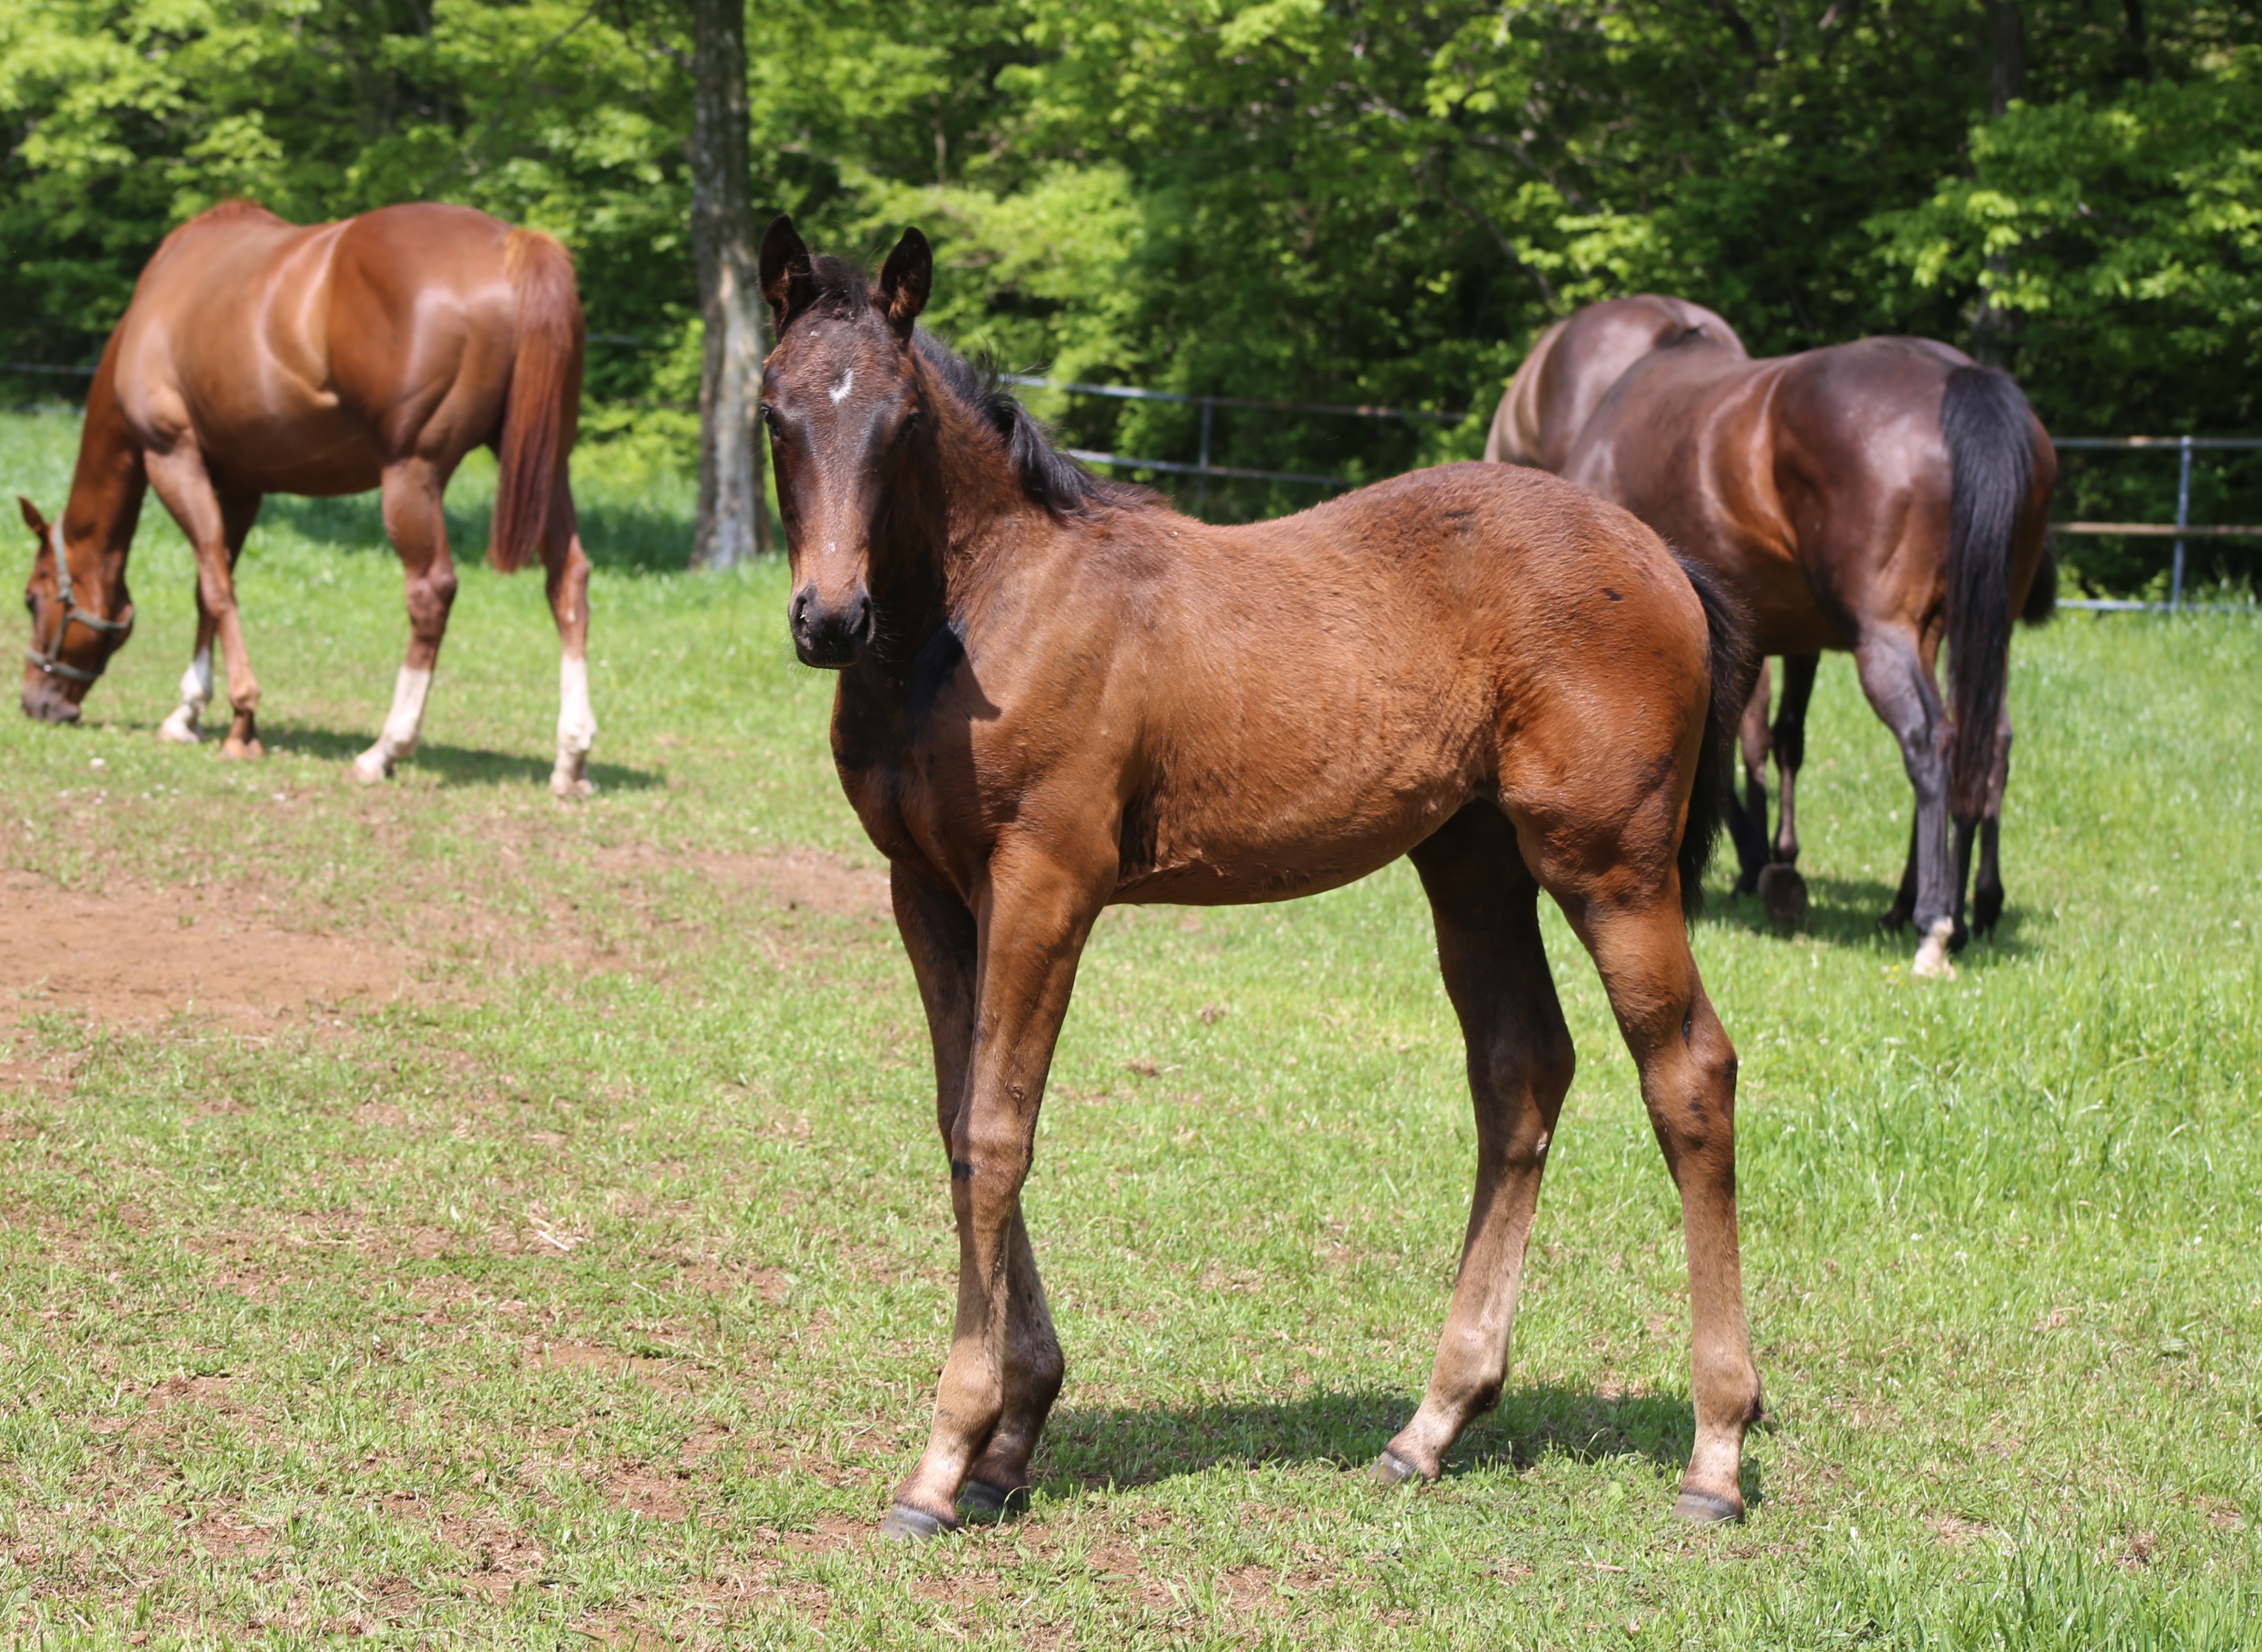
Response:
489,230,584,573
1940,365,2040,821
1674,553,1758,918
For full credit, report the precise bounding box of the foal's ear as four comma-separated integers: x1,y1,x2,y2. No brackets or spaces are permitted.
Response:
759,215,817,332
18,496,49,538
877,227,931,338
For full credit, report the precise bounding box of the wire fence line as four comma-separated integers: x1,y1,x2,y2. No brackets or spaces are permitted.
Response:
8,351,2255,609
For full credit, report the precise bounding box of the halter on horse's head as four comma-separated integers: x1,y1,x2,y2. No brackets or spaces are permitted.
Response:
20,497,134,723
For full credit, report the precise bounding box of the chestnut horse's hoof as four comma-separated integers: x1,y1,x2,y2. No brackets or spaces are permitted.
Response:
1371,1447,1428,1488
1757,864,1807,929
351,751,393,784
956,1479,1025,1524
879,1502,958,1542
1672,1486,1744,1524
219,735,266,761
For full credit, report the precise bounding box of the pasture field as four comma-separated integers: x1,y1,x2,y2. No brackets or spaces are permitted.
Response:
0,404,2257,1649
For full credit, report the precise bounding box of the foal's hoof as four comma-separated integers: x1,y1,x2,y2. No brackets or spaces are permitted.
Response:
220,735,266,762
956,1479,1026,1525
1672,1485,1745,1525
1371,1447,1429,1488
1757,864,1808,929
879,1502,958,1543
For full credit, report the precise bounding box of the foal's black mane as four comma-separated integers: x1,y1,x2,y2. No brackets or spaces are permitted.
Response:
802,252,1151,520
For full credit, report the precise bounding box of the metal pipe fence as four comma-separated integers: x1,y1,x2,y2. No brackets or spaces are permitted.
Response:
2052,435,2262,611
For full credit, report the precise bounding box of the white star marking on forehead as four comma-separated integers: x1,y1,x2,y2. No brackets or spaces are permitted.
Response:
828,370,855,405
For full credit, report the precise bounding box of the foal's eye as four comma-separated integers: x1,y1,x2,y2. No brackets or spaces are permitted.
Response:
758,404,779,431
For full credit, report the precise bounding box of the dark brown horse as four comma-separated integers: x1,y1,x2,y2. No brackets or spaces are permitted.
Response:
19,200,598,795
1488,297,2057,978
757,219,1766,1535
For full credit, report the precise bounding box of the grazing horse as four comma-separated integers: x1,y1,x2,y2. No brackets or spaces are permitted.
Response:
1487,297,2057,978
756,219,1766,1535
18,199,598,796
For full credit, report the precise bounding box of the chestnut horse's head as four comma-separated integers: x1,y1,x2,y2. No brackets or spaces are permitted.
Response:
19,496,133,723
757,216,931,669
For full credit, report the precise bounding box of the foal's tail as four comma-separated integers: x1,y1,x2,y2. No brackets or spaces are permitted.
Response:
489,229,584,573
1674,553,1759,919
1940,365,2039,821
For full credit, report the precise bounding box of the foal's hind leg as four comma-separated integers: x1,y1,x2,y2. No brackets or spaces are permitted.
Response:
540,483,597,798
355,459,457,782
1561,889,1759,1521
1377,806,1574,1484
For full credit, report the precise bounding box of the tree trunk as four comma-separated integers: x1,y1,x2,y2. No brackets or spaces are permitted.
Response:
688,0,766,569
1971,0,2027,368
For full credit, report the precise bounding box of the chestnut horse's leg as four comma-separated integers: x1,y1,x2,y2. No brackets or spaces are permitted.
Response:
1755,653,1820,928
146,445,266,758
539,482,597,798
1563,890,1760,1522
354,459,458,783
1732,659,1772,895
158,491,258,744
1376,806,1574,1484
886,847,1104,1540
1854,627,1960,978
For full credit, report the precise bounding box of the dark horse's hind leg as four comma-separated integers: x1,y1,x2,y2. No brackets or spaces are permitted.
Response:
1855,628,1960,977
1971,718,2014,937
1377,806,1575,1484
1757,654,1819,927
1731,661,1773,895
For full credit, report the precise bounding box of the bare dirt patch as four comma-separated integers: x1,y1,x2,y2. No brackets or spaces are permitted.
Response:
0,869,418,1027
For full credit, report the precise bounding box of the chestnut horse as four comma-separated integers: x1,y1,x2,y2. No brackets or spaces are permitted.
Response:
1487,297,2057,978
18,199,597,795
756,219,1766,1535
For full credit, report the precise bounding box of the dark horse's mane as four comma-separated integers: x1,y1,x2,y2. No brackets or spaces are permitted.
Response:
801,252,1152,520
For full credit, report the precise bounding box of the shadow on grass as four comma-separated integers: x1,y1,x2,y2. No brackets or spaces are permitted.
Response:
260,494,701,575
1038,1383,1763,1507
262,723,663,791
1702,874,2040,962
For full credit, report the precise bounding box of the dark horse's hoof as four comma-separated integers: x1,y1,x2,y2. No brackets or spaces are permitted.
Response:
956,1479,1027,1524
879,1502,958,1542
1372,1447,1428,1487
1672,1486,1745,1524
1757,864,1808,929
1973,887,2004,937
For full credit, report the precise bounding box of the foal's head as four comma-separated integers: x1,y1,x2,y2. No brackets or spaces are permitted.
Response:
19,496,133,723
757,217,933,669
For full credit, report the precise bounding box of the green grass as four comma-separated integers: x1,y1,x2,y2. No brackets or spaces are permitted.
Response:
1,404,2258,1648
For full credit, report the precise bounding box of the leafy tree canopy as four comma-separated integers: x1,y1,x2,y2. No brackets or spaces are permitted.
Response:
3,0,2257,580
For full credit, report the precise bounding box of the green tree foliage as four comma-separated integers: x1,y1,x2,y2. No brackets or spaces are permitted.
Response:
2,0,2256,577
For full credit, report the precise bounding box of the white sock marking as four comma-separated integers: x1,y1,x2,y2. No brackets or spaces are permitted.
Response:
160,648,214,742
355,665,432,779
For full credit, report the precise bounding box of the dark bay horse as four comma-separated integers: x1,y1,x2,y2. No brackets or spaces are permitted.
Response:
19,200,598,795
1488,297,2057,978
757,219,1766,1535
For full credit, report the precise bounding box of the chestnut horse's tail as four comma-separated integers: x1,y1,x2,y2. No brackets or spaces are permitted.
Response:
1673,552,1759,918
489,230,584,573
1940,365,2038,821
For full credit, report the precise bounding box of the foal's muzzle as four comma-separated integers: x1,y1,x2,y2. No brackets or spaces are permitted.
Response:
790,583,874,668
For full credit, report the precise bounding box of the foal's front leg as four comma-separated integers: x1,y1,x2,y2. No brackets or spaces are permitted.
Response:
886,846,1106,1539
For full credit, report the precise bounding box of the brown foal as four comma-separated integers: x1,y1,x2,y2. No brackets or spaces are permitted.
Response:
758,220,1766,1535
1488,297,2057,977
18,200,598,795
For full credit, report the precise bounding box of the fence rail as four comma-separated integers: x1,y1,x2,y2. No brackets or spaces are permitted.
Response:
2050,432,2262,611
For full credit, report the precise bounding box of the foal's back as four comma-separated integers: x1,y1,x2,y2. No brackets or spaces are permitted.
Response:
1010,461,1710,905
